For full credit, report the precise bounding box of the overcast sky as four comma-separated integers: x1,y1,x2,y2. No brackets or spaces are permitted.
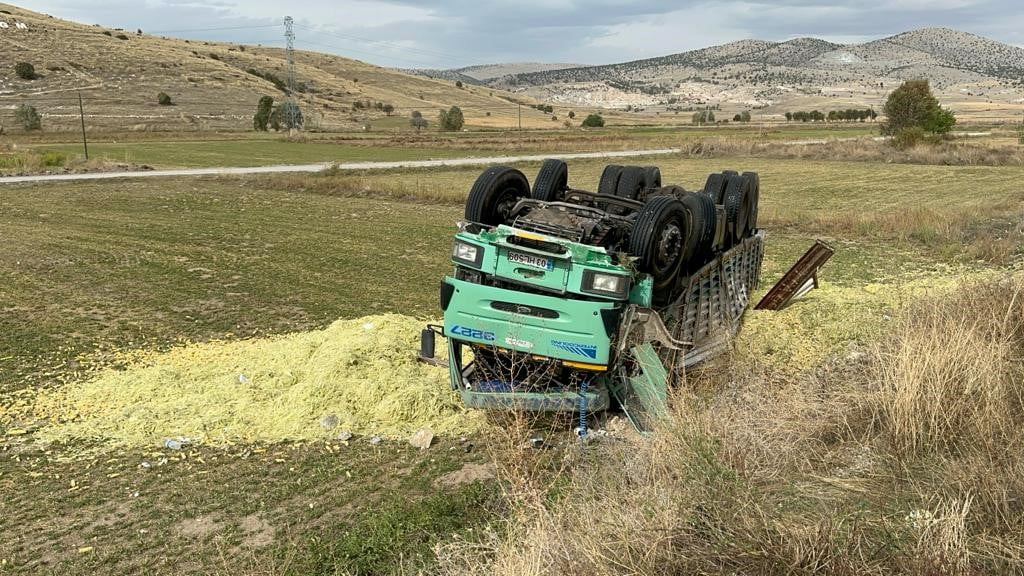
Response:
15,0,1024,68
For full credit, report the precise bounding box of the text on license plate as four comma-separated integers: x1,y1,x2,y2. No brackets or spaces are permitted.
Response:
507,251,553,271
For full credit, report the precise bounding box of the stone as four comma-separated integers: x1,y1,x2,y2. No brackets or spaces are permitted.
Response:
319,414,339,430
409,427,434,450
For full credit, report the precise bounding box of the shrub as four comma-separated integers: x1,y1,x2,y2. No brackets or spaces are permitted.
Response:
39,151,66,167
102,30,112,37
893,127,925,149
270,100,303,130
581,113,604,127
15,104,41,130
14,62,36,80
438,106,464,131
253,95,274,131
116,34,129,40
157,92,173,106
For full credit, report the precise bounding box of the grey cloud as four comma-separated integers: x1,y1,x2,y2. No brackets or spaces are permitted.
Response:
17,0,1024,67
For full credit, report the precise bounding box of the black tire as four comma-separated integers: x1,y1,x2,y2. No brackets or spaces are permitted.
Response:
723,174,751,244
629,195,688,295
597,165,623,197
741,171,760,234
615,166,647,200
532,159,568,202
465,166,530,226
643,166,662,189
681,192,717,265
703,172,728,204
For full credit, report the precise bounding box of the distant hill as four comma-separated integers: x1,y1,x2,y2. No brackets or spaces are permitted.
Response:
0,4,553,132
490,28,1024,118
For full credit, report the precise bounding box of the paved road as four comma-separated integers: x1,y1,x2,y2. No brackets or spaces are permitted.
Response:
0,148,682,185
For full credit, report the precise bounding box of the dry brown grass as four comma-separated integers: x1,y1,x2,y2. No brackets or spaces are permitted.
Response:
687,137,1024,167
441,276,1024,576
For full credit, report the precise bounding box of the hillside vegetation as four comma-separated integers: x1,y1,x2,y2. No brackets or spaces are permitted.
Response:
490,28,1024,119
0,4,556,132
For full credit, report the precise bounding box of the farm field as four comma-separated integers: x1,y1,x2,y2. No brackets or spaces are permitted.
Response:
1,153,1022,574
13,123,888,170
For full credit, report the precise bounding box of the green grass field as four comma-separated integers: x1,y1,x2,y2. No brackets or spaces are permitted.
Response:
22,123,883,169
1,153,1021,574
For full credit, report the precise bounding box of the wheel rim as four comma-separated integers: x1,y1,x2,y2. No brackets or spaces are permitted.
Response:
494,188,522,221
654,222,684,274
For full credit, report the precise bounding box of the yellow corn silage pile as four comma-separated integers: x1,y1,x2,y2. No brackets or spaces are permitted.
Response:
32,314,483,448
737,272,977,374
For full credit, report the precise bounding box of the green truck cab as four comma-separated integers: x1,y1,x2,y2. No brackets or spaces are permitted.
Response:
422,160,764,427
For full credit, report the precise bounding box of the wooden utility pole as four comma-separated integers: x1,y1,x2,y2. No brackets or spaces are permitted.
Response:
518,103,521,131
77,91,88,160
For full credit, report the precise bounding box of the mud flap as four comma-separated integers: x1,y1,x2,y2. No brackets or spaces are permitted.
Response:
609,342,668,433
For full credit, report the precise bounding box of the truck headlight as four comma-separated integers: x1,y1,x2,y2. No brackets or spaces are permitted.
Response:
453,241,483,267
582,270,630,298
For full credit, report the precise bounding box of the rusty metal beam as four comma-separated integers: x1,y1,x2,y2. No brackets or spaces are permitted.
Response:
755,240,835,310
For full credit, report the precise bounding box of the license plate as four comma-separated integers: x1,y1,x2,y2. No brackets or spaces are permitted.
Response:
507,251,553,271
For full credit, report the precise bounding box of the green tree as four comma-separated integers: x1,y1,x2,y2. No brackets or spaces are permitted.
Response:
14,62,36,80
382,103,395,116
15,104,41,130
691,109,715,125
784,111,793,122
568,111,575,119
581,113,605,127
253,95,274,131
438,106,464,131
881,79,955,136
410,110,428,133
157,92,173,106
270,101,303,131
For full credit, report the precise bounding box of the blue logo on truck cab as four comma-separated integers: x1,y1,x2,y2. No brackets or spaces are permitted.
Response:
551,340,599,359
450,325,496,341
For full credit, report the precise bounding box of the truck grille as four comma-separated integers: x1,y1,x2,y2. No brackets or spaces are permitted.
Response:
490,301,560,319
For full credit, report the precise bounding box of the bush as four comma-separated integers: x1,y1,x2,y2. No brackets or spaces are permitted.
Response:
270,100,303,130
39,151,66,167
116,34,129,40
438,106,464,131
253,95,274,131
14,62,36,80
15,104,41,131
410,111,428,133
581,113,604,127
893,127,925,149
157,92,173,106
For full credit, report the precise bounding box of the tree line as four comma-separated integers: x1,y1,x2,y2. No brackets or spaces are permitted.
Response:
785,108,878,122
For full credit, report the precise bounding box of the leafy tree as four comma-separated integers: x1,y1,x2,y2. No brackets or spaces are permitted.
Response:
382,103,395,116
438,106,464,131
157,92,173,106
410,111,428,133
568,111,575,119
15,104,41,130
270,101,303,131
455,80,463,88
784,111,793,122
253,95,274,131
691,109,715,125
14,62,36,80
881,79,955,136
581,113,605,127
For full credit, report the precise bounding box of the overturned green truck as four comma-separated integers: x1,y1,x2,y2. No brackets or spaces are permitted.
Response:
420,160,764,429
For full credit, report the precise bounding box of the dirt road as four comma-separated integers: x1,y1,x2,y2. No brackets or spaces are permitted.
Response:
0,148,682,184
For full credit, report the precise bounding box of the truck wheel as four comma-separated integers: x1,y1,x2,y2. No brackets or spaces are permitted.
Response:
681,192,716,265
703,172,728,204
741,171,760,234
629,195,688,295
532,159,568,202
643,166,662,189
616,166,647,200
597,164,623,196
723,174,751,244
465,166,531,226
